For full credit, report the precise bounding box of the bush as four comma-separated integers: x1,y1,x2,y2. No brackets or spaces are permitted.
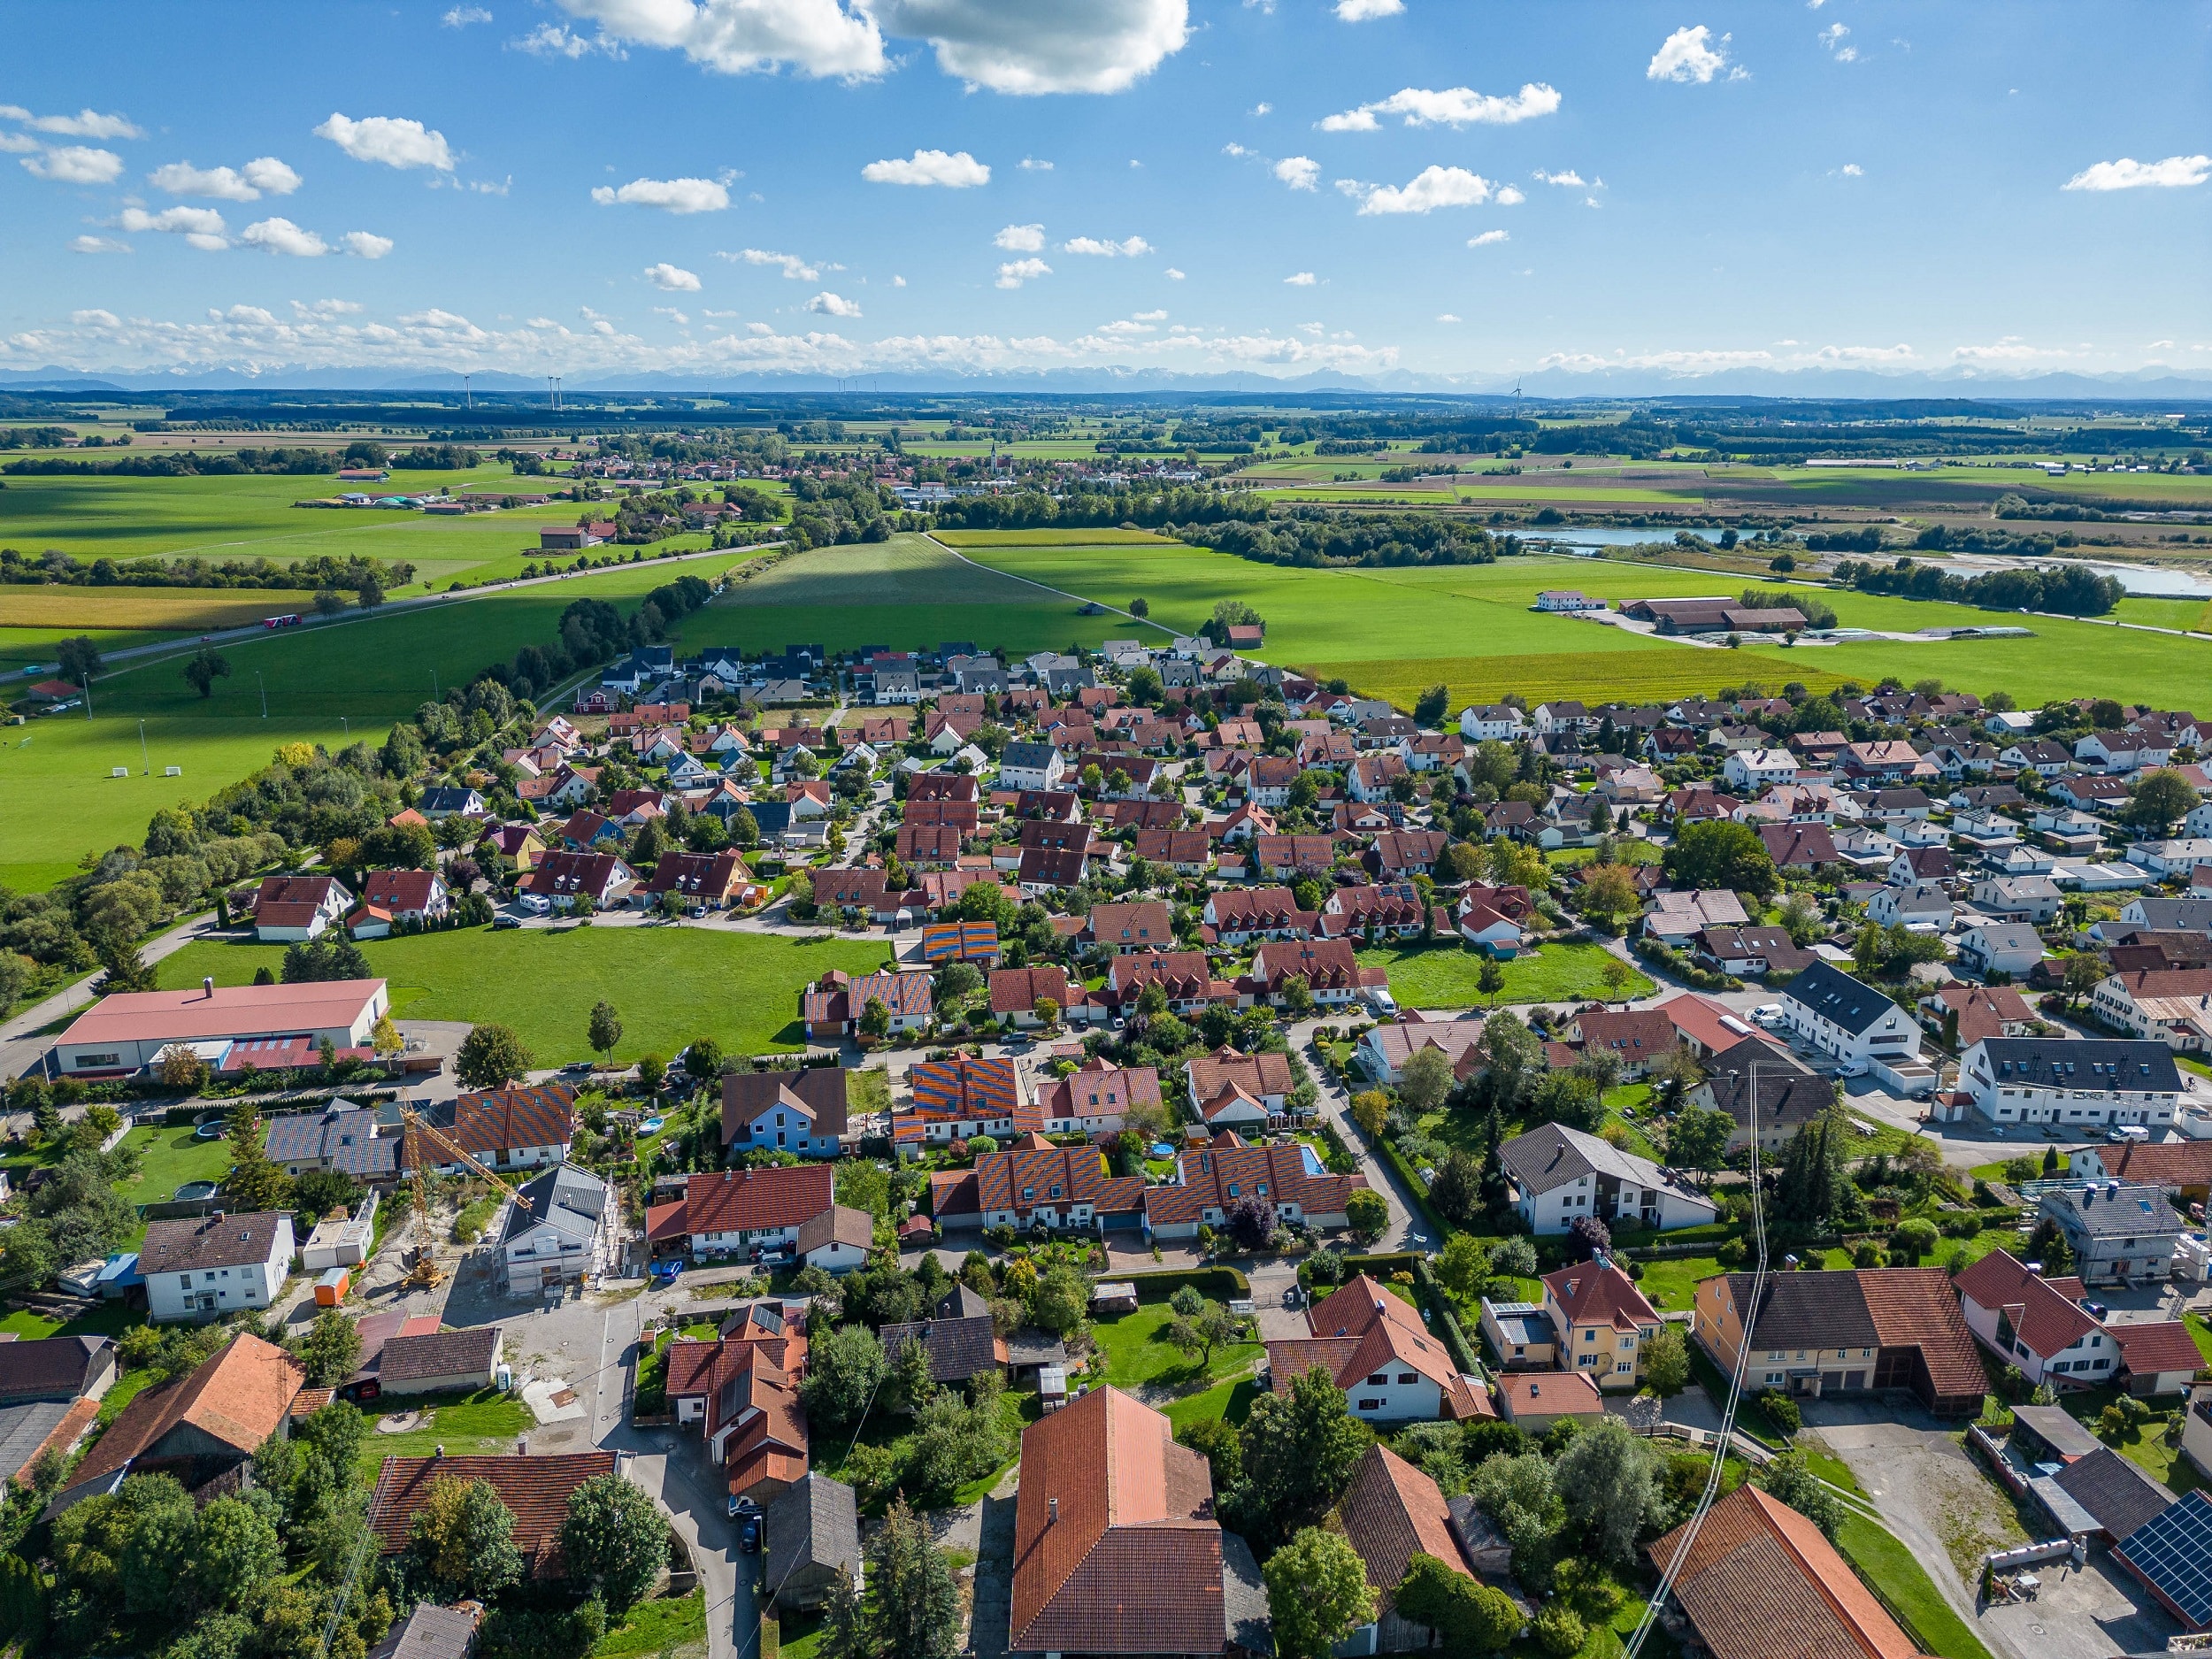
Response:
1756,1389,1801,1436
1532,1601,1586,1658
1891,1217,1939,1260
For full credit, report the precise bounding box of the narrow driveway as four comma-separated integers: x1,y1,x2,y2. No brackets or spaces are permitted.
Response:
1289,1018,1421,1252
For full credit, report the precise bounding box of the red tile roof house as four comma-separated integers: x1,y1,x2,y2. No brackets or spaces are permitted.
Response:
666,1313,810,1436
1253,833,1343,880
1318,881,1446,941
800,968,934,1040
251,874,353,941
403,1085,577,1175
684,1164,835,1258
1201,887,1317,946
1238,938,1389,1011
1264,1275,1489,1422
989,965,1098,1030
1038,1058,1162,1137
1133,828,1212,876
1561,1006,1682,1080
1184,1047,1293,1133
895,822,966,869
1108,951,1237,1017
1542,1260,1665,1390
1146,1133,1358,1240
368,1451,625,1578
723,1066,850,1158
895,1054,1031,1156
1647,1484,1925,1659
348,869,449,939
1081,900,1177,954
50,1333,305,1514
1356,1014,1486,1087
1953,1249,2116,1392
50,977,390,1079
1333,1443,1482,1655
929,1133,1147,1233
1010,1386,1256,1659
1368,829,1448,879
520,849,636,910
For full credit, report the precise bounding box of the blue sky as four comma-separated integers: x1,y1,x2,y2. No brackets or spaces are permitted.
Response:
1,0,2207,384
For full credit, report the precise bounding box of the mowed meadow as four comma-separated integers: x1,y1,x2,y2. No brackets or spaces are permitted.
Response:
0,550,764,892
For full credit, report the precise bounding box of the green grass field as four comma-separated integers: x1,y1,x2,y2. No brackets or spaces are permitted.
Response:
1354,941,1654,1008
595,1590,707,1658
155,925,891,1061
1834,1513,1994,1659
0,551,762,890
1087,1302,1262,1394
358,1389,535,1476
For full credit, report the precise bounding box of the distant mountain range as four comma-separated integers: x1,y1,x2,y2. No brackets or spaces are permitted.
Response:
3,363,2209,402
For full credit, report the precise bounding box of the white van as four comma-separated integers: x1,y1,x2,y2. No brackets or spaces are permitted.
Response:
2108,1124,2151,1144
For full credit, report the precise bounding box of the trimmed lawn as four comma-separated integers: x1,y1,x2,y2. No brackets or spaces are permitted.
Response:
1356,941,1653,1009
156,926,892,1062
0,1301,139,1341
357,1389,534,1477
1162,1376,1264,1437
1835,1513,1994,1659
596,1590,707,1657
120,1122,237,1204
1087,1304,1262,1395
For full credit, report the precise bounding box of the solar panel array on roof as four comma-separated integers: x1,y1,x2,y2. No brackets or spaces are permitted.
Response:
2116,1488,2212,1629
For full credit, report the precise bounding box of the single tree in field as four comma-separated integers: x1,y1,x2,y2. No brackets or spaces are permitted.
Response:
587,999,623,1067
1476,955,1506,1007
55,635,101,687
182,647,232,700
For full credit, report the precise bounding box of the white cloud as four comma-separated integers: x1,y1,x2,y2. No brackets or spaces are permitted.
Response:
23,146,123,184
2063,154,2209,191
512,22,626,57
1062,234,1150,257
869,0,1191,95
1950,337,2072,363
70,234,129,254
119,204,230,249
892,274,907,286
733,247,824,278
1814,342,1916,363
1817,22,1856,61
808,290,863,316
1095,319,1153,335
1531,168,1585,188
1223,142,1251,157
1467,229,1509,246
1164,266,1185,280
995,257,1051,288
1252,102,1271,115
1494,184,1525,205
294,298,364,317
654,306,691,324
1357,165,1493,215
443,4,493,23
863,148,989,187
1284,271,1317,285
69,308,119,326
1334,0,1402,19
1647,25,1733,83
0,133,35,154
994,222,1046,252
0,105,141,139
556,0,887,80
1320,82,1561,132
590,175,730,211
1133,309,1167,320
149,157,302,201
1273,156,1318,191
242,217,328,257
340,230,394,258
315,113,455,171
1840,162,1863,176
1436,312,1460,322
645,262,703,290
1018,157,1053,171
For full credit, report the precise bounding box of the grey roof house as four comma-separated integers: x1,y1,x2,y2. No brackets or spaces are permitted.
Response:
765,1473,863,1612
499,1164,612,1297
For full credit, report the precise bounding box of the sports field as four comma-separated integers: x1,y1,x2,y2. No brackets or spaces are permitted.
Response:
156,926,888,1061
0,552,763,892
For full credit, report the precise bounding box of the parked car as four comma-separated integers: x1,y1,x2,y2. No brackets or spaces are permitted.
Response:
493,913,522,930
649,1259,683,1286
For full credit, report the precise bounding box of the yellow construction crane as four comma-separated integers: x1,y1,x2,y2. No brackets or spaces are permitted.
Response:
396,1103,533,1289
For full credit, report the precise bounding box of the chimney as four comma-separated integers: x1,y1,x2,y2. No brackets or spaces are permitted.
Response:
434,1444,445,1458
1048,1497,1058,1525
204,976,215,1000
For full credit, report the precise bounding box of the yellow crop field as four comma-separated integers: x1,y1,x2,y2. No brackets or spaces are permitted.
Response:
1305,650,1855,712
0,588,314,632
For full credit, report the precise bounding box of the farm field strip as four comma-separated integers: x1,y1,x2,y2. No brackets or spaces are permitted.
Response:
0,587,326,631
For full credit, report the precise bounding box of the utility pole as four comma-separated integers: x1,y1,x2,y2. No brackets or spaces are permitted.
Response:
256,671,267,718
139,719,149,775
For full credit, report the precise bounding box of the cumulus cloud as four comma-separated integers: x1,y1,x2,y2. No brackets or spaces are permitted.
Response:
119,204,230,250
1164,266,1185,280
1274,156,1318,190
1320,82,1560,132
150,157,301,201
1647,25,1738,83
1133,308,1167,320
645,262,703,290
1467,229,1509,246
591,175,730,211
1818,22,1856,60
294,298,364,317
808,290,863,316
994,223,1046,251
22,145,123,184
1334,0,1402,19
1814,343,1916,363
340,231,394,258
863,148,989,187
1062,234,1150,257
733,247,823,279
512,22,626,57
869,0,1189,95
1494,184,1525,205
555,0,887,81
1356,165,1494,215
995,257,1050,288
315,113,455,171
1950,336,2072,362
443,4,493,23
1284,271,1317,285
1018,156,1052,171
1840,162,1863,176
0,133,35,154
0,104,141,139
2063,154,2209,191
70,234,130,254
242,217,329,256
1531,168,1585,188
1436,312,1460,322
